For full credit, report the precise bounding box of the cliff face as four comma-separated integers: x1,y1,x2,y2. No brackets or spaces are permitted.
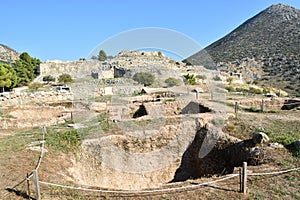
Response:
187,4,300,95
0,44,19,63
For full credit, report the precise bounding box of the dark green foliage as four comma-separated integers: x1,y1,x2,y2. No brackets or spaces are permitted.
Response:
98,49,107,61
43,75,55,83
133,72,155,86
165,77,181,87
183,74,196,85
58,73,73,84
12,52,41,87
0,62,18,92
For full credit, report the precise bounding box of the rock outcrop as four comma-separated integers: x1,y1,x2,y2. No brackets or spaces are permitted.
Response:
0,44,19,63
172,125,270,182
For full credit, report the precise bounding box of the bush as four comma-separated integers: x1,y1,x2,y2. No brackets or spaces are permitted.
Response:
133,72,155,86
196,74,207,80
46,129,80,153
28,82,43,91
225,86,236,92
43,75,55,83
213,75,222,81
58,74,73,84
165,77,181,87
249,87,263,94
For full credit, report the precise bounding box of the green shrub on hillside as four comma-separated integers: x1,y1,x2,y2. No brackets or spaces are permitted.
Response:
165,77,181,87
133,72,155,86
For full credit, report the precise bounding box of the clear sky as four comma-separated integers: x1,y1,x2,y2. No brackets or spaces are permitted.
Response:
1,0,300,61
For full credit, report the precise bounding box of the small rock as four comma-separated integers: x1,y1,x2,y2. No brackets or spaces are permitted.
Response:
252,132,269,144
267,142,284,149
28,140,46,147
27,146,48,153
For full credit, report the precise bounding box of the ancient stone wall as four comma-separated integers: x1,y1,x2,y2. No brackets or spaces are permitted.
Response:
38,60,113,79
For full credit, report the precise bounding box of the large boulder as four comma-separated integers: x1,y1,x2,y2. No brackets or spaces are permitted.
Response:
252,132,269,144
172,124,270,182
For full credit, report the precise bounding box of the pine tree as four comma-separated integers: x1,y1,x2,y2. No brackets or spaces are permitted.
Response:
98,50,107,61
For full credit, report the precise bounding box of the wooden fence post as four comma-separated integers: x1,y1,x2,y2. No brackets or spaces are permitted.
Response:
239,168,242,192
26,173,31,199
234,102,239,118
261,98,264,112
33,170,41,200
211,92,214,101
242,162,247,194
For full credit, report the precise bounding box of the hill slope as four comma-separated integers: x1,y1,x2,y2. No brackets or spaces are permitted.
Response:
187,4,300,95
0,44,19,63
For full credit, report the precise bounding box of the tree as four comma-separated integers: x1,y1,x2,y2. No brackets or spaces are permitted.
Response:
43,75,55,83
183,74,196,85
165,77,181,87
28,82,43,91
0,65,13,92
0,63,18,90
98,50,107,61
13,52,41,86
133,72,155,86
58,74,73,84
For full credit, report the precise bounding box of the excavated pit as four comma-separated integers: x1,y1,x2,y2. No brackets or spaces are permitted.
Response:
68,101,269,190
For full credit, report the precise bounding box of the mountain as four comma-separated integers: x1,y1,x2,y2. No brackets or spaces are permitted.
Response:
0,44,19,63
187,4,300,95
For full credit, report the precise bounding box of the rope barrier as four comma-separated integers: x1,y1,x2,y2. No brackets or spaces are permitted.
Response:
248,167,300,176
39,174,239,194
37,166,300,195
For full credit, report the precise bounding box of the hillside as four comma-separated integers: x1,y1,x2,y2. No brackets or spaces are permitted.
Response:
187,4,300,96
0,44,19,63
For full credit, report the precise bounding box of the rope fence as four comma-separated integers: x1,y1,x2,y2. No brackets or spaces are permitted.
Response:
1,126,47,200
39,174,239,195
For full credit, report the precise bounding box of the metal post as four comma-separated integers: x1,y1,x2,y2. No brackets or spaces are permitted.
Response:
242,162,247,194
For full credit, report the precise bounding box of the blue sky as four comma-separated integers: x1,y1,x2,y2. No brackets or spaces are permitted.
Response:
1,0,300,61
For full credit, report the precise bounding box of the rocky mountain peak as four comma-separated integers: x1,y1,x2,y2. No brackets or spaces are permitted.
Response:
187,4,300,95
263,3,300,21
